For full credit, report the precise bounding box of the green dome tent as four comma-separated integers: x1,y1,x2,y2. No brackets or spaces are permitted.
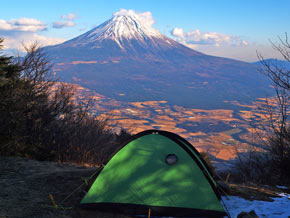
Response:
80,130,230,217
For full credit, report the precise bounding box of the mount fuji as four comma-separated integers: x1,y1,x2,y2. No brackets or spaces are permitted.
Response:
45,14,270,109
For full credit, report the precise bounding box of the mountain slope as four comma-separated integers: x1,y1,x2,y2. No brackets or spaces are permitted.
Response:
45,14,271,109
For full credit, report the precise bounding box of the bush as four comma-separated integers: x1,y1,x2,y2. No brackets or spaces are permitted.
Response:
0,40,131,165
230,149,273,184
230,34,290,186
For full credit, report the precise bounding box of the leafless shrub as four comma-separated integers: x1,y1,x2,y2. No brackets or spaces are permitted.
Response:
0,39,131,164
232,34,290,185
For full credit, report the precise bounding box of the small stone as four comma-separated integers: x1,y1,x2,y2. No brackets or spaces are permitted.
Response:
237,210,258,218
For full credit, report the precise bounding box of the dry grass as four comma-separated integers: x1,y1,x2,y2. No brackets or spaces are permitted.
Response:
227,183,289,201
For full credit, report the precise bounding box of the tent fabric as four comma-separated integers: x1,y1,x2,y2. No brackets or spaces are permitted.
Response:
80,130,228,217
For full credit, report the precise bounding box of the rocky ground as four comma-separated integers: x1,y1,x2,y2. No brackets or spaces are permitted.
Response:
0,156,130,218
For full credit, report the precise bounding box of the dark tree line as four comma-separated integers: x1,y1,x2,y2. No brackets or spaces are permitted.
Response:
0,39,130,164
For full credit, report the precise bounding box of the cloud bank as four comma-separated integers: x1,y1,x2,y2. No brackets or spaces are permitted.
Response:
0,17,65,53
0,18,46,32
3,33,65,53
171,27,249,47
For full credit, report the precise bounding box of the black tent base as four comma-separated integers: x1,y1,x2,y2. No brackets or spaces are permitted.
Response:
80,202,228,218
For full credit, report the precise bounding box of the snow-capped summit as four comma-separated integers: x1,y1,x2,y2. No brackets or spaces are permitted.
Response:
78,14,163,49
87,14,163,44
57,13,184,51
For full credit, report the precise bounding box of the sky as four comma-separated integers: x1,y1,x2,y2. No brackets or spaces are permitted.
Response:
1,0,290,62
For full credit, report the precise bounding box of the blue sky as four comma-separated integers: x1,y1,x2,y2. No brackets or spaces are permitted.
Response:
1,0,290,61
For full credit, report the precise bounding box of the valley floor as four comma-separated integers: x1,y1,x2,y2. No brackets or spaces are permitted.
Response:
0,156,289,218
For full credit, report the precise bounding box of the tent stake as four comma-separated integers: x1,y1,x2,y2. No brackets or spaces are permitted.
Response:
225,173,231,184
148,208,151,218
49,194,57,209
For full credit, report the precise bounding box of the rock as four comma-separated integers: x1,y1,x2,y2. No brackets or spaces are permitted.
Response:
237,210,259,218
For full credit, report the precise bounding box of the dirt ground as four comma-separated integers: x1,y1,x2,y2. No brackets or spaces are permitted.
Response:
0,156,130,218
1,156,287,218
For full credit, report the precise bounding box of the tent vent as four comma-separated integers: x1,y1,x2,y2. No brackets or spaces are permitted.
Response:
166,154,178,165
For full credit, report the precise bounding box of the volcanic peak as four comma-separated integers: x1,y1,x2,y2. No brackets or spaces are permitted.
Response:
71,14,165,49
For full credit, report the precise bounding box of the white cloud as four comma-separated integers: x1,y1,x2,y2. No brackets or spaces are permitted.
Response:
0,17,65,52
52,13,77,29
52,20,75,29
2,33,65,52
241,40,249,46
171,27,184,39
0,18,46,32
61,13,77,21
171,27,249,47
168,27,280,62
113,9,155,27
